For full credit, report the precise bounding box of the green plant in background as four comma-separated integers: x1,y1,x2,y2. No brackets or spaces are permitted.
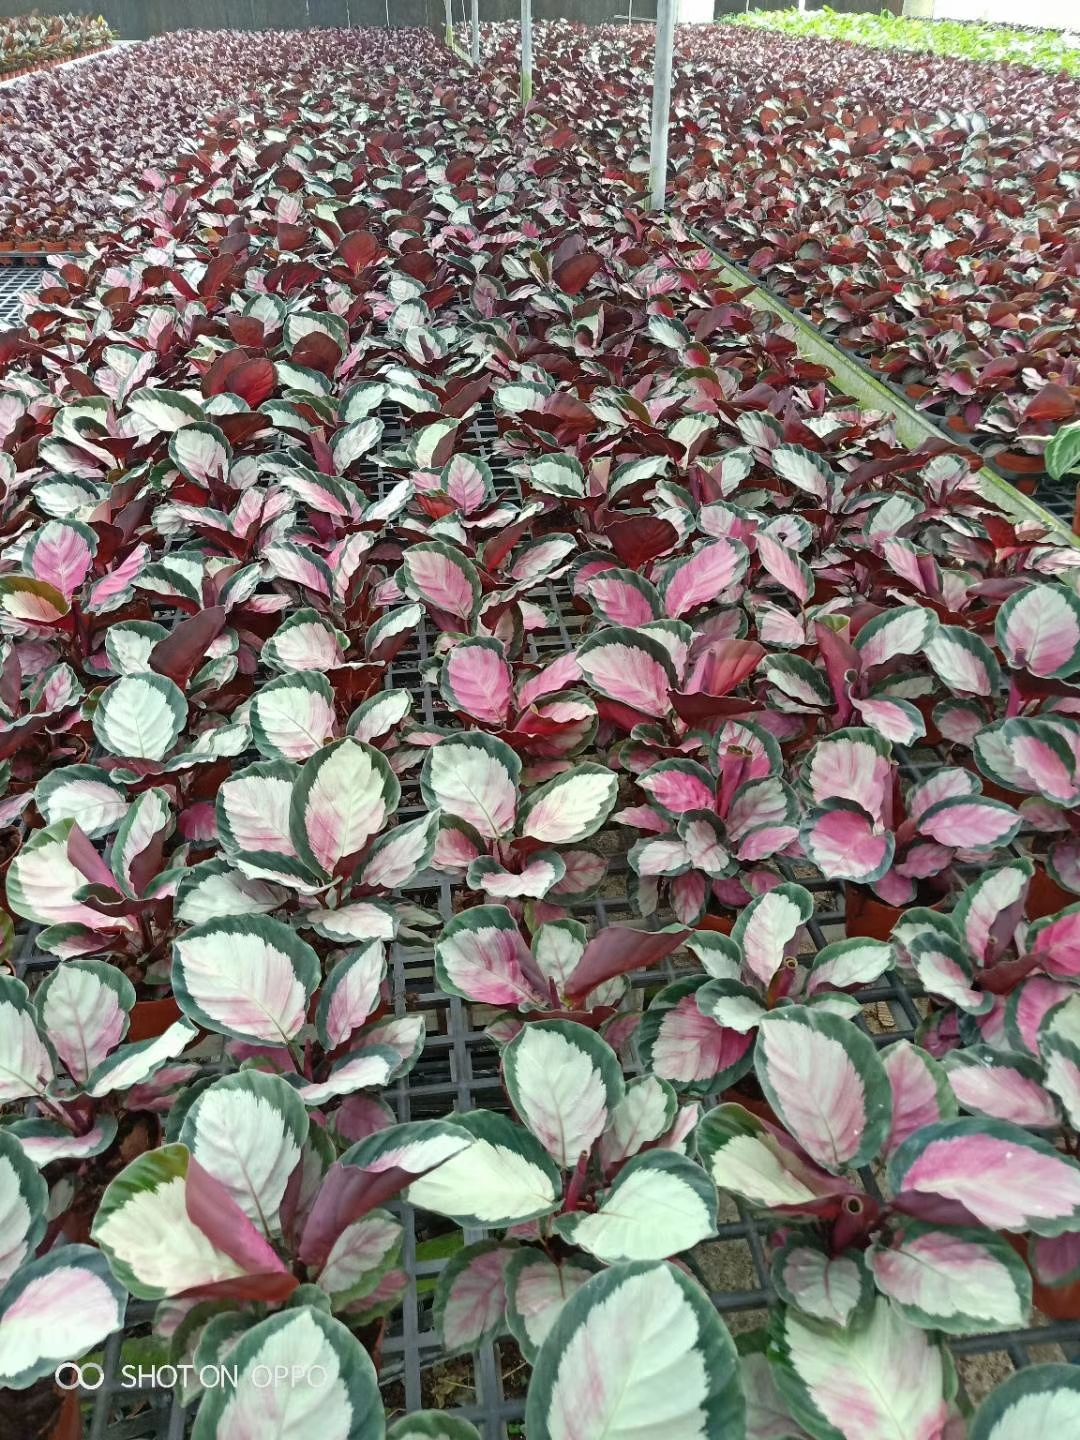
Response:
1048,421,1080,483
729,8,1080,78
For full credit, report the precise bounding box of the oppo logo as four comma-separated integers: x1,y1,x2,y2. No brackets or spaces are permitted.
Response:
54,1362,105,1391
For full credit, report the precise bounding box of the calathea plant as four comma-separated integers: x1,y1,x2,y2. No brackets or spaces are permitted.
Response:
798,727,1021,907
421,731,618,903
432,903,687,1032
638,883,895,1094
889,858,1080,1145
392,1020,712,1359
0,967,197,1181
437,635,601,766
695,1001,1080,1439
623,718,801,923
89,1070,415,1424
0,1126,129,1393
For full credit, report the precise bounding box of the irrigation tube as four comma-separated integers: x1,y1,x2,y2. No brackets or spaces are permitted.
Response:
686,226,1077,545
649,0,676,212
521,0,533,104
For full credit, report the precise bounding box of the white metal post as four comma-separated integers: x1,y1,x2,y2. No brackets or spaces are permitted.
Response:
444,0,453,47
470,0,480,64
520,0,532,103
649,0,676,212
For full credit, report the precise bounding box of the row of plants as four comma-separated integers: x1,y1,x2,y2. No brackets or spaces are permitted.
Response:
5,16,1079,487
0,26,438,249
2,23,1080,1440
478,20,1080,486
0,12,112,82
732,7,1080,79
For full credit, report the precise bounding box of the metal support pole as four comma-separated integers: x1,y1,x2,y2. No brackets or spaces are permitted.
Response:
470,0,479,64
649,0,676,212
520,0,532,104
444,0,453,47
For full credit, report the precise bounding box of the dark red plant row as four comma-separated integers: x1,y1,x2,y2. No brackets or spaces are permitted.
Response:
479,21,1080,483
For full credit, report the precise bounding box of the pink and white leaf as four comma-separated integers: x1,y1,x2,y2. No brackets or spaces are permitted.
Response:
585,570,660,627
400,541,479,626
853,606,938,669
519,766,618,845
996,584,1080,680
800,804,894,884
732,884,814,989
435,1242,514,1356
441,640,513,726
968,1365,1080,1440
917,797,1021,852
0,1247,127,1390
639,760,715,815
943,1050,1059,1128
772,1296,953,1440
660,539,749,618
871,1222,1031,1335
803,730,892,821
773,1239,870,1328
889,1118,1080,1235
577,629,675,719
755,1007,891,1173
421,735,519,840
434,907,546,1009
505,1251,594,1363
502,1021,623,1169
523,1262,743,1440
882,1042,958,1159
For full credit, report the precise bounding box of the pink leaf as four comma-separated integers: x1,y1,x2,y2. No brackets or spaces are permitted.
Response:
442,639,513,725
661,539,748,618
